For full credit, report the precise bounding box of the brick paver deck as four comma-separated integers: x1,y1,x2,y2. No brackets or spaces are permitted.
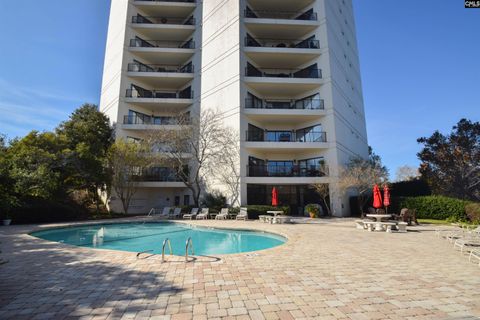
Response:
0,219,479,319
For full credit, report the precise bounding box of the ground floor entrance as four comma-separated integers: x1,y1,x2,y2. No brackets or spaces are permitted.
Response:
246,184,328,216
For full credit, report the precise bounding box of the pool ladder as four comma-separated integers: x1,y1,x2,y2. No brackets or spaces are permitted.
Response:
185,237,194,262
136,237,194,263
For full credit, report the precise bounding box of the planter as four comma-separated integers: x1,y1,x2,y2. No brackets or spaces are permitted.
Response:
309,212,317,219
3,219,11,226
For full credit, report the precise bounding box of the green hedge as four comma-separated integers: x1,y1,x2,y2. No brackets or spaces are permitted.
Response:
466,203,480,224
398,196,468,221
245,205,290,220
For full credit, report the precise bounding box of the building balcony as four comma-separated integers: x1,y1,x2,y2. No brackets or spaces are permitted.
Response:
127,62,194,88
131,15,195,39
125,86,193,109
121,115,188,130
246,130,326,143
244,8,320,39
129,38,195,65
133,0,196,18
244,97,325,123
244,64,322,96
244,36,321,68
243,129,328,152
247,164,328,178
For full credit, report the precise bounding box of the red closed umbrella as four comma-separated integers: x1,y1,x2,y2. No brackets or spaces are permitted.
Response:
272,187,278,207
383,185,390,213
373,184,383,209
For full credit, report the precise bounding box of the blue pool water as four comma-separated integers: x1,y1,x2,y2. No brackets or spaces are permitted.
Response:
30,222,286,255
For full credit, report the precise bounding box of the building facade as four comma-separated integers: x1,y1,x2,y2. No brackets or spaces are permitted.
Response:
100,0,368,216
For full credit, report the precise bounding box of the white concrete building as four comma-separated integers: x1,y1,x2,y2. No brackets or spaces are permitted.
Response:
100,0,368,216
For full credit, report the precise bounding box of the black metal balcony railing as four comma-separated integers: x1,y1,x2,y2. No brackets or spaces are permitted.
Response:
126,89,193,99
245,98,324,110
123,115,188,125
134,168,185,182
132,15,195,25
247,164,328,177
127,63,194,73
245,67,322,79
134,0,196,3
245,37,320,49
244,9,317,20
246,131,327,143
130,38,195,49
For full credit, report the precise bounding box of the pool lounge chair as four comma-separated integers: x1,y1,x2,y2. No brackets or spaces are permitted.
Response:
170,207,182,219
159,207,171,218
183,208,199,220
216,208,229,220
196,208,209,220
236,207,248,220
454,237,480,253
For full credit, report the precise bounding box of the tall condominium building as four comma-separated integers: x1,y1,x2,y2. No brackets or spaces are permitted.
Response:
100,0,368,217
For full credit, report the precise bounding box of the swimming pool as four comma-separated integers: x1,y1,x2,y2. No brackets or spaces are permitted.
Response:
30,222,286,255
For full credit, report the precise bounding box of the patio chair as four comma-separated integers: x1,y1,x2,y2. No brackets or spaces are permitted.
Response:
236,207,248,220
196,208,209,220
170,207,182,219
160,207,171,218
454,237,480,253
216,208,229,220
183,208,199,220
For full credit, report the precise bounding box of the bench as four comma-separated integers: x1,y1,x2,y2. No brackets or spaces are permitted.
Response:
380,222,397,233
355,220,365,229
259,215,269,223
397,222,408,233
469,248,480,266
363,221,375,232
274,216,292,224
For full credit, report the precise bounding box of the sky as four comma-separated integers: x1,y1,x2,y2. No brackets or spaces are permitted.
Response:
0,0,479,179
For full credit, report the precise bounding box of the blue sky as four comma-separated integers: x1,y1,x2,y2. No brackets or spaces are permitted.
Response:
0,0,478,178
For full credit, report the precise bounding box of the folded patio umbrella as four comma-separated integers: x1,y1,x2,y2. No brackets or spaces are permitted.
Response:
272,187,278,207
373,184,383,209
383,185,391,214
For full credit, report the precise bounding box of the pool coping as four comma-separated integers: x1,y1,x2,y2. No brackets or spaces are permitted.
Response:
24,217,292,259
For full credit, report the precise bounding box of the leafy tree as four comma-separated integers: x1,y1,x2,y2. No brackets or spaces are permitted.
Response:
108,139,151,214
0,135,18,217
57,104,113,211
417,118,480,201
339,147,389,216
7,131,67,199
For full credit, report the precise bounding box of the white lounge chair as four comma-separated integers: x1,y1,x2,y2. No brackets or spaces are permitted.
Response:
236,207,248,220
454,237,480,253
216,208,229,220
159,207,171,218
196,208,209,220
170,207,182,219
183,208,199,220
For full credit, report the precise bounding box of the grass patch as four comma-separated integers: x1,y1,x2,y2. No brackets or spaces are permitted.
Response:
418,219,450,225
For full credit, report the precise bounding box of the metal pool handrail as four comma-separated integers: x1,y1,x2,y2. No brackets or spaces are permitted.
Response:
162,238,173,262
185,237,194,262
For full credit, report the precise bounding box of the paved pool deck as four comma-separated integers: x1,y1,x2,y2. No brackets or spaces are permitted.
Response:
0,218,479,320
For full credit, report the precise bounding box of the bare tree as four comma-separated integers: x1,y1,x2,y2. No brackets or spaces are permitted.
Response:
310,183,331,216
108,139,151,214
146,110,231,206
395,165,419,182
338,156,388,216
215,128,240,206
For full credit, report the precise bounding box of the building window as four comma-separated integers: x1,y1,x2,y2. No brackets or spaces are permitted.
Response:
183,195,190,205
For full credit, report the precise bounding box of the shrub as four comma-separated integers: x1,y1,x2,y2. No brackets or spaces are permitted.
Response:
465,203,480,224
305,204,320,218
245,205,290,220
201,191,227,212
398,196,468,221
11,197,89,224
